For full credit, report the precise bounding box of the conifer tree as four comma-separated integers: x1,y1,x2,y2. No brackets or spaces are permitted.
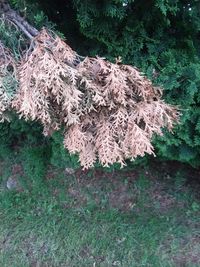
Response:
38,0,200,166
0,1,179,168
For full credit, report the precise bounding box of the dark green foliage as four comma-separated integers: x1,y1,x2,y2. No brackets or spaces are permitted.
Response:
20,144,51,186
46,0,200,166
0,118,51,185
9,0,54,30
50,131,80,169
0,118,46,154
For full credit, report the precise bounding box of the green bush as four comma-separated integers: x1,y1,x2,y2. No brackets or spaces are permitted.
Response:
54,0,200,166
20,144,51,186
50,131,80,169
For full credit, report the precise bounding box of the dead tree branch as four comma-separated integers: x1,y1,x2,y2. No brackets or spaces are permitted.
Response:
0,0,39,39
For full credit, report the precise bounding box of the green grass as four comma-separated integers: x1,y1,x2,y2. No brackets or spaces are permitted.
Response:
0,164,200,267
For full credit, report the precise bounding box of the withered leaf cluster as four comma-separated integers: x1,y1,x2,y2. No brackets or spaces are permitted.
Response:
2,29,179,168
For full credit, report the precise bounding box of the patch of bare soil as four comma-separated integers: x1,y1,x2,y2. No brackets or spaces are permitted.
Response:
173,237,200,266
63,168,139,211
11,163,23,176
108,184,136,211
159,234,200,267
46,163,200,213
67,187,87,207
148,183,185,213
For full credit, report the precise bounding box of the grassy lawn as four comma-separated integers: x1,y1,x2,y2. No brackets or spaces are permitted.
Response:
0,162,200,267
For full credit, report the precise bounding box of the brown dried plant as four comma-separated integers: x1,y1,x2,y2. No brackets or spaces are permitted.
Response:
12,29,83,135
11,29,179,168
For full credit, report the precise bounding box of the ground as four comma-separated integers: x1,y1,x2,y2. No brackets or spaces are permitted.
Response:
0,160,200,267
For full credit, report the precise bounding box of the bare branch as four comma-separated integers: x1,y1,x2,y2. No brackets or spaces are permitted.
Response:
0,0,39,39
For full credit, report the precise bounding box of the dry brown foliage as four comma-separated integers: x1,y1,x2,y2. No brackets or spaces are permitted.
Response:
6,29,179,168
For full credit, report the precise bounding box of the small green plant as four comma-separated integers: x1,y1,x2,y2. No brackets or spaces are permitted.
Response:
20,144,51,188
50,131,80,169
